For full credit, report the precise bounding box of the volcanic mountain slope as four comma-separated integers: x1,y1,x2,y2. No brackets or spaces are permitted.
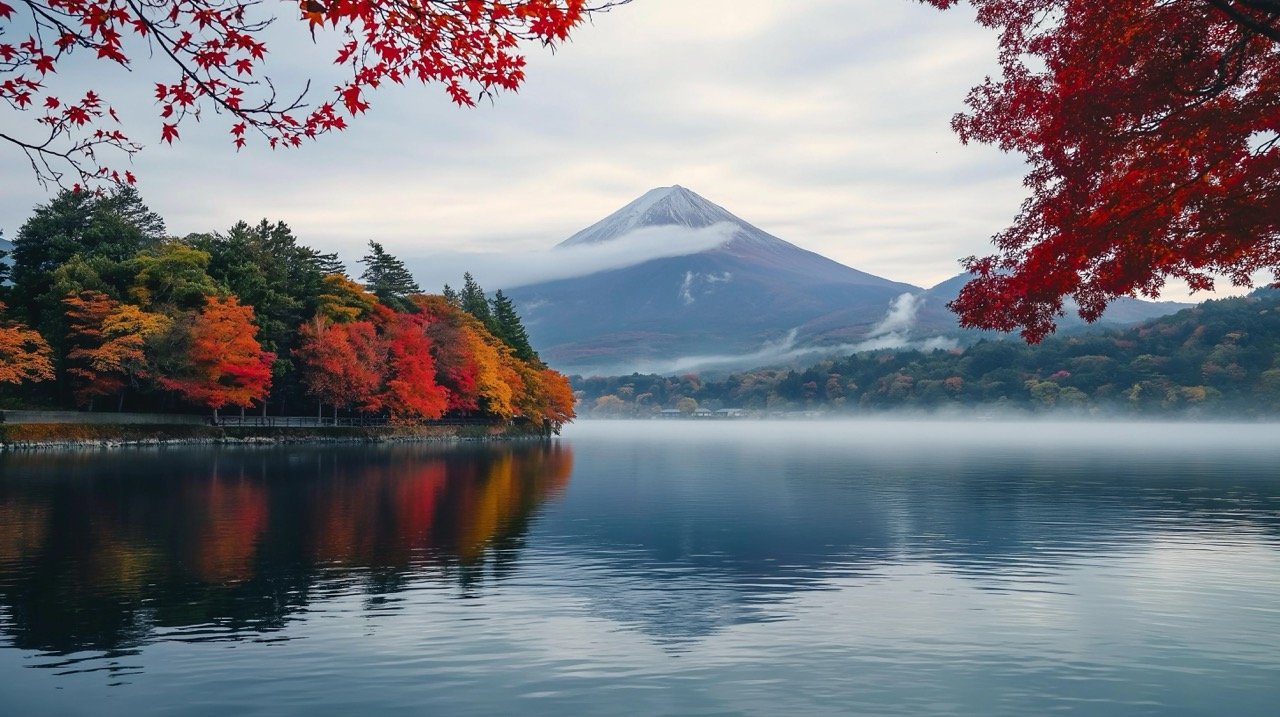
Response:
504,186,920,373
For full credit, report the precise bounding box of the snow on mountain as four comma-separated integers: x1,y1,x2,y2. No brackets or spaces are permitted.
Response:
506,187,924,374
557,186,744,247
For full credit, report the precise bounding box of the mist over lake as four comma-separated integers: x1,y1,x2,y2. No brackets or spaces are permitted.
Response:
2,419,1279,716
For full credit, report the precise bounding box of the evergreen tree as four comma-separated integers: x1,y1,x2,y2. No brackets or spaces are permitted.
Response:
11,187,165,325
490,290,537,362
459,272,494,330
360,241,420,312
441,283,460,307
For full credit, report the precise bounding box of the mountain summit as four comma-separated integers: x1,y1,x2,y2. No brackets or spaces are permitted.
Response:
557,185,743,247
507,187,921,373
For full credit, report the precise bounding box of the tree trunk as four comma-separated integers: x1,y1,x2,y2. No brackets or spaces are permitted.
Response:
117,392,125,412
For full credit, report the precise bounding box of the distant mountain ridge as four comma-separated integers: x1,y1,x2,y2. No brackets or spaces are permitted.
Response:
504,186,1195,375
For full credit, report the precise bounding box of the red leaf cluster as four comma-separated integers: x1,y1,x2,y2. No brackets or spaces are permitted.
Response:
927,0,1280,341
2,1,614,186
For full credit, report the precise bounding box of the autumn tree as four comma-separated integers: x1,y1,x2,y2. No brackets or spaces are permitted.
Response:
0,1,624,187
192,219,345,411
63,290,169,409
315,273,378,323
163,296,274,419
0,301,53,385
294,315,384,419
378,313,449,424
925,0,1280,341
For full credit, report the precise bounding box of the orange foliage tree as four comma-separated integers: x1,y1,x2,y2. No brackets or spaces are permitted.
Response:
63,290,169,409
164,296,274,418
0,1,624,186
0,301,54,385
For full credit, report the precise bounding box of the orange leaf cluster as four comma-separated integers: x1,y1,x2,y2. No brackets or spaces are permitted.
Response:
162,296,275,411
0,302,54,385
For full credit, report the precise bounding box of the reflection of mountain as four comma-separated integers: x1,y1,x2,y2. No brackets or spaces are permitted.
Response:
0,444,572,654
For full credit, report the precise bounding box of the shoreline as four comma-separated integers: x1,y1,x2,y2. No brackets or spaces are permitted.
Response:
0,422,553,451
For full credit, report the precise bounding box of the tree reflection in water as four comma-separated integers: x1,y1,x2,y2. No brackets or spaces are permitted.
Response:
0,443,572,656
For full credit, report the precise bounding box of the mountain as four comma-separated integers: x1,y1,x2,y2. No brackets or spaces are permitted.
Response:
504,186,1196,375
504,187,921,374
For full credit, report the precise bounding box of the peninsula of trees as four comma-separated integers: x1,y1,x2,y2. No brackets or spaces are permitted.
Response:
0,188,575,430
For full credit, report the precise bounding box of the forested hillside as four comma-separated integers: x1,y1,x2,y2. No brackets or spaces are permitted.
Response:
0,189,573,428
577,289,1280,417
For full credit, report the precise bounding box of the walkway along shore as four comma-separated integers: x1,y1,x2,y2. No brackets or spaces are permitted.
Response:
0,414,559,451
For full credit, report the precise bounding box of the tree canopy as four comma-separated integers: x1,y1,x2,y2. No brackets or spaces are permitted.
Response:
0,188,574,428
925,0,1280,341
0,1,625,187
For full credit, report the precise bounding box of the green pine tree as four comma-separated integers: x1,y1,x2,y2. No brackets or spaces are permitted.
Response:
360,241,420,312
441,283,460,307
490,290,537,362
459,272,495,330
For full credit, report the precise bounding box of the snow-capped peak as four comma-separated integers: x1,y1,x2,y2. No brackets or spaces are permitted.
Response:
556,186,752,248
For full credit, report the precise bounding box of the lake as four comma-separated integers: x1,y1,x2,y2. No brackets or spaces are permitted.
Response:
1,420,1279,716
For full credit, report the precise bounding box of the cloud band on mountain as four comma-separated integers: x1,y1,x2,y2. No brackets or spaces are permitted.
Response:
403,223,739,292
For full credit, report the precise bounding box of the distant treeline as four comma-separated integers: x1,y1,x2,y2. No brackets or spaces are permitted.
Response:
576,289,1280,417
0,188,574,428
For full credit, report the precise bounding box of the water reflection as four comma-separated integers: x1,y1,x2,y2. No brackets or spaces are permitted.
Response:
527,421,1280,644
2,422,1280,716
0,443,572,656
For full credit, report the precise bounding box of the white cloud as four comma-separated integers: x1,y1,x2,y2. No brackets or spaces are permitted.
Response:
403,223,738,292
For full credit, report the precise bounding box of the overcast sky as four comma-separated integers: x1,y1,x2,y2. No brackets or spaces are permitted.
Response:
0,0,1223,299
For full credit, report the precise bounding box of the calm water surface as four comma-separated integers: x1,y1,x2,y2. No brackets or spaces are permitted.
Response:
1,420,1279,716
